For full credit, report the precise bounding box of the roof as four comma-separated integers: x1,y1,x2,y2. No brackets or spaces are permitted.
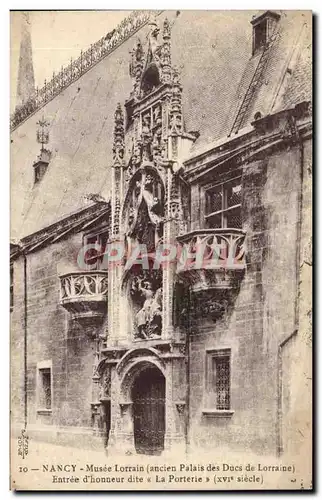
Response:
226,11,312,133
10,10,312,241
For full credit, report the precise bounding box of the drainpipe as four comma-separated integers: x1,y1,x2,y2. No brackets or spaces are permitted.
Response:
276,122,304,455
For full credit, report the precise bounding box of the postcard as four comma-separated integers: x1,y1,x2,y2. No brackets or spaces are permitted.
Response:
10,9,312,490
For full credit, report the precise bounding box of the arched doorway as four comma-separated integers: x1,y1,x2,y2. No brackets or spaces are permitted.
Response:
132,365,165,455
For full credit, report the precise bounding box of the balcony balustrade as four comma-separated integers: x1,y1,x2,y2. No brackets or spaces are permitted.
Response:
59,271,108,321
176,229,246,292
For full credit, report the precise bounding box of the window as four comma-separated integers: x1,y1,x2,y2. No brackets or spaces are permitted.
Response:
205,177,242,229
251,11,280,55
206,349,231,411
37,361,52,412
33,152,50,184
10,263,13,313
83,229,109,270
253,19,267,53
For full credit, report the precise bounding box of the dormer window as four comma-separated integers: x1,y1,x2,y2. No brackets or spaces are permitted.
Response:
254,19,267,52
33,149,51,184
251,10,280,55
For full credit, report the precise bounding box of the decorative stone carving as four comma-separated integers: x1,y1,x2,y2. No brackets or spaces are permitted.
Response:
129,39,144,97
119,15,197,345
128,17,174,100
130,272,163,339
175,402,186,414
169,69,183,137
113,104,125,167
112,104,125,235
59,271,108,324
99,368,111,400
160,18,171,83
177,229,246,276
191,291,231,321
147,18,162,64
124,168,164,249
91,402,101,434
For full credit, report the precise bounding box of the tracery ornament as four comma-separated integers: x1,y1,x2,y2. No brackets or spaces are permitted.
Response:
60,272,108,299
164,174,189,234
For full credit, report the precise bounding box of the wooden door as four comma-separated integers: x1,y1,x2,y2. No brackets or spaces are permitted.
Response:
132,366,165,455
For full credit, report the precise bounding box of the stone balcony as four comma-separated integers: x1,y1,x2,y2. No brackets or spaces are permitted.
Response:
176,229,246,292
59,271,108,322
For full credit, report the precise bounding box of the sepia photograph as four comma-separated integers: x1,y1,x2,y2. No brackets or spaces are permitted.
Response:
10,9,312,490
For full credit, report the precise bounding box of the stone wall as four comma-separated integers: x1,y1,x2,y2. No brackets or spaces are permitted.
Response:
10,231,107,436
188,140,305,455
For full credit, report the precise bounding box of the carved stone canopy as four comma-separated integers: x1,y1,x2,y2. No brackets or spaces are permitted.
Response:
129,17,172,99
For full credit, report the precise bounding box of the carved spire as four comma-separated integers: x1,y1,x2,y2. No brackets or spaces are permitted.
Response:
112,104,124,236
161,18,171,83
16,12,35,107
113,103,125,167
169,68,183,135
129,39,144,97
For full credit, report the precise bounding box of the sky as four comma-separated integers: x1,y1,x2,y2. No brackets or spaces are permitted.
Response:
10,11,128,111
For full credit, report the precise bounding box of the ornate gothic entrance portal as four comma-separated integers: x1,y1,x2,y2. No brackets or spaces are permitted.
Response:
132,366,165,455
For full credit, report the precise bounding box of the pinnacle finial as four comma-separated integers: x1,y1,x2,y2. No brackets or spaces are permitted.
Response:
36,115,50,151
163,17,171,39
113,104,125,167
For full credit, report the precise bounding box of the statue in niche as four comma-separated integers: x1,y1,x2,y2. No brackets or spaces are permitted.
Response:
126,169,164,251
147,20,161,63
130,277,162,339
99,368,111,400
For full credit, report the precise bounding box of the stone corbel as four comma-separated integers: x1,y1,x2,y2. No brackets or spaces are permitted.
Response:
175,402,186,414
119,402,132,411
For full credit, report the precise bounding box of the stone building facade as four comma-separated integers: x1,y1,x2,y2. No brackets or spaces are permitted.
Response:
10,10,312,457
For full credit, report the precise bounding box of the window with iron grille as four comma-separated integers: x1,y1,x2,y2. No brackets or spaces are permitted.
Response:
83,229,109,270
207,349,231,410
38,364,52,410
205,177,242,229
